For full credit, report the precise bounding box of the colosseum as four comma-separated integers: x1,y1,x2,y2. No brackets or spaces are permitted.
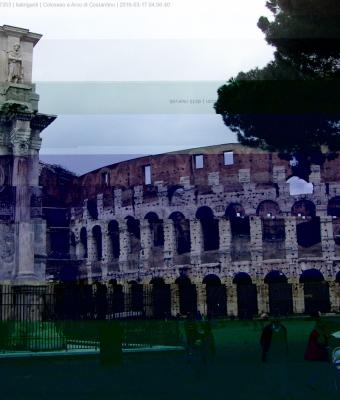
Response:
40,142,340,319
1,24,340,320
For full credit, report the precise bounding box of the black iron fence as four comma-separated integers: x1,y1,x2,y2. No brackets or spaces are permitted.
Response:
0,284,184,353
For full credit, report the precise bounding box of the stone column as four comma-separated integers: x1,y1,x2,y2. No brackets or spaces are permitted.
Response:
134,186,143,207
114,189,122,211
250,216,263,263
285,217,298,261
190,219,203,265
140,219,152,270
97,193,104,218
290,278,304,314
74,230,83,260
196,283,206,315
320,216,336,261
329,281,340,313
163,219,176,267
226,281,238,317
256,282,269,315
119,220,129,272
170,283,180,316
219,218,232,269
100,222,110,281
143,284,153,317
86,227,96,283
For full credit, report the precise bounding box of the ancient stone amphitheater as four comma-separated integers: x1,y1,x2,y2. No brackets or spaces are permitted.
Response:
41,143,340,318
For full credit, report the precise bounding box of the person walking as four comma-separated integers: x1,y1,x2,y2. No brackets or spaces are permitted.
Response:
260,318,289,399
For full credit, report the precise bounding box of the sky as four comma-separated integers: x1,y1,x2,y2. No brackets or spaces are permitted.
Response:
1,0,274,174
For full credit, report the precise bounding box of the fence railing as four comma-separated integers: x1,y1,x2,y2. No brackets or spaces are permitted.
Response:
0,284,184,353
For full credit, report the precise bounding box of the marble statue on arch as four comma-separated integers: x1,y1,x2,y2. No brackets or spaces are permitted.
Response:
7,43,24,83
0,42,24,83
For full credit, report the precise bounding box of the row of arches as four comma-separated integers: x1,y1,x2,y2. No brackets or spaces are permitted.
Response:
73,198,340,261
55,269,338,319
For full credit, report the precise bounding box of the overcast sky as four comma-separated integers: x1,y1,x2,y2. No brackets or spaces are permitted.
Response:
2,0,274,174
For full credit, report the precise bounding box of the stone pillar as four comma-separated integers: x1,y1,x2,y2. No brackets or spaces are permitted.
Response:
143,284,153,317
102,223,113,263
256,282,269,315
226,281,238,317
250,216,263,263
114,189,122,210
285,217,298,261
140,219,152,270
320,216,336,261
134,186,143,207
329,281,340,313
190,219,203,265
13,222,35,281
219,218,232,268
119,220,129,272
100,223,110,281
196,283,206,315
87,227,97,263
83,199,88,220
97,193,104,218
170,283,180,316
163,219,176,266
291,279,304,314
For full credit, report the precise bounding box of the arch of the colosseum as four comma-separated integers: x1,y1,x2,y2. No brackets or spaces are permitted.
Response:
45,145,340,318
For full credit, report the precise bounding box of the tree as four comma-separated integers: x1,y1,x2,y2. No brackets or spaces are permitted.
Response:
215,0,340,179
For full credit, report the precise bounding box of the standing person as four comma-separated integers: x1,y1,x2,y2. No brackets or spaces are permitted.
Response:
260,318,289,398
304,312,330,392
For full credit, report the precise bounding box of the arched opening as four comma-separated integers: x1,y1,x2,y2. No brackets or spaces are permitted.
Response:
291,199,316,217
292,200,321,257
93,281,108,320
203,274,227,317
336,271,340,284
92,225,102,261
169,212,191,255
126,216,141,254
145,212,164,248
108,220,120,259
87,198,98,219
150,277,171,319
196,206,219,251
233,272,258,319
328,197,340,250
108,279,125,315
226,203,251,261
264,271,293,316
129,281,144,314
256,200,281,218
54,281,74,320
80,227,88,258
257,201,285,260
300,269,330,314
175,275,197,316
327,196,340,218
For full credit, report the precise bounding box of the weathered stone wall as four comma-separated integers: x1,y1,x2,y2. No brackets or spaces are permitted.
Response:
41,143,340,316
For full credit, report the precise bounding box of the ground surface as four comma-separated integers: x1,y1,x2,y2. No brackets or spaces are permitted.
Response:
1,317,340,400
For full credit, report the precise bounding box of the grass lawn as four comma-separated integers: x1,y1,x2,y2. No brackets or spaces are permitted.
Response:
1,317,340,400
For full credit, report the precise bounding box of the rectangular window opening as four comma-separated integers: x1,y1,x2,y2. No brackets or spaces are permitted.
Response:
194,154,204,169
101,172,109,186
224,151,234,166
144,165,152,185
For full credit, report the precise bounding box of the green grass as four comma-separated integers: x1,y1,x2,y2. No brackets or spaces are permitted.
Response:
0,317,340,400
